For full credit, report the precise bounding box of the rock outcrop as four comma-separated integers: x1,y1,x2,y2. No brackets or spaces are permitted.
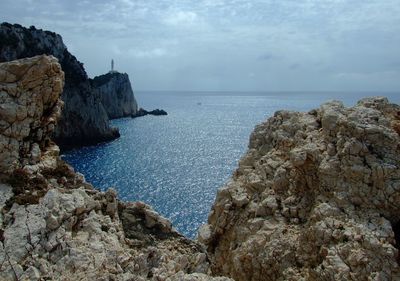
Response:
0,56,232,281
132,108,168,118
201,97,400,280
0,55,63,174
91,72,138,119
3,53,400,281
0,22,119,149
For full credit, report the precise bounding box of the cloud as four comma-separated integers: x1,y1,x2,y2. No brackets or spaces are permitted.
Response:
164,11,198,26
334,70,400,80
1,0,399,91
118,0,134,8
257,54,275,61
290,63,300,70
129,48,168,59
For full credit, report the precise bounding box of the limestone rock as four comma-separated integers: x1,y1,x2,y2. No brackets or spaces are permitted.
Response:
0,55,230,281
0,55,63,173
1,183,228,280
203,97,400,280
0,22,119,149
91,72,138,119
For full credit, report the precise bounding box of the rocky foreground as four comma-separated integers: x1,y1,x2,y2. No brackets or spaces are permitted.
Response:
200,96,400,280
1,55,400,281
0,56,230,281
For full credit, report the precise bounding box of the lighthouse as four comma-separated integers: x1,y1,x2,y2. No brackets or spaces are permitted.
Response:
110,59,117,73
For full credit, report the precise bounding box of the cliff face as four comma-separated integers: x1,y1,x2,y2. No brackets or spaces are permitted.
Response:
0,55,63,174
3,52,400,281
91,72,138,119
0,22,119,148
201,97,400,280
0,56,231,281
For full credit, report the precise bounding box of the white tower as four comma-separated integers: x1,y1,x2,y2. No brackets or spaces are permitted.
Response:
111,59,114,72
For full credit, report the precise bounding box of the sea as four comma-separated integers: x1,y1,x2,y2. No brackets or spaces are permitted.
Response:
62,91,400,238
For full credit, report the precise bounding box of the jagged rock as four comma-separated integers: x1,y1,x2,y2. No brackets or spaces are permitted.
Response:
91,72,138,119
0,56,231,281
0,55,63,173
0,22,119,149
132,108,168,118
202,97,400,280
9,53,400,281
1,182,226,280
120,201,175,243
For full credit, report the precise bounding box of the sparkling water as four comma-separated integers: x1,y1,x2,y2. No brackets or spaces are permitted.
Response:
62,91,400,238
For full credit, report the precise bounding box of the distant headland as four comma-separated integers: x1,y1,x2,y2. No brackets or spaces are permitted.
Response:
0,22,167,149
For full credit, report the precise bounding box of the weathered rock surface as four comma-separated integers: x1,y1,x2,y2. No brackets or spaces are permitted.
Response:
202,97,400,280
4,52,400,281
0,22,119,149
1,185,222,280
0,55,63,174
91,72,138,119
0,56,232,281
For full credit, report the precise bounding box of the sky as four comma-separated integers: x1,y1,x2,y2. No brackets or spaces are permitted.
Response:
1,0,400,92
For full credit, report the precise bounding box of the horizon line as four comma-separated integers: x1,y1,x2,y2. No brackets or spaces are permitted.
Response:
135,89,400,93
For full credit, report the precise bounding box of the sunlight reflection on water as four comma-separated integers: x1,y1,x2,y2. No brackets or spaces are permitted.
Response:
63,91,400,237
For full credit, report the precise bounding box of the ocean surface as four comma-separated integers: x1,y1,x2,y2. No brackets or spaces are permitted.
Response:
62,91,400,238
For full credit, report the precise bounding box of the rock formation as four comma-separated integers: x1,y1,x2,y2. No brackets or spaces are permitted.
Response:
200,97,400,280
2,53,400,281
0,22,119,149
91,72,138,119
0,55,63,174
0,56,232,281
132,108,168,118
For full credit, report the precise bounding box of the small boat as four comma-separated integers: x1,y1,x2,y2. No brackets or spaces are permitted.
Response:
197,102,202,105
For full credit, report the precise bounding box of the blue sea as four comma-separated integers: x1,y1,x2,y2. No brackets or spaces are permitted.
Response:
62,91,400,238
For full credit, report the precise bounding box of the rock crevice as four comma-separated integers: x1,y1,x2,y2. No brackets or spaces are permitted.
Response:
0,56,231,281
0,55,63,174
2,54,400,281
0,22,119,149
201,97,400,280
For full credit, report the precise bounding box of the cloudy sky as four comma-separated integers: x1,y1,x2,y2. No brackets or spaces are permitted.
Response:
2,0,400,91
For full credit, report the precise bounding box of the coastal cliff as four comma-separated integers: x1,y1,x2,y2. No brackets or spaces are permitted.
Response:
200,97,400,280
91,72,138,119
2,56,400,281
0,55,63,174
0,56,230,280
0,22,119,148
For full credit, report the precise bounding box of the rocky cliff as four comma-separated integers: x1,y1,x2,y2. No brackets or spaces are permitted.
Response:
0,55,63,175
0,22,119,148
200,97,400,280
2,55,400,281
0,56,232,280
91,72,138,119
